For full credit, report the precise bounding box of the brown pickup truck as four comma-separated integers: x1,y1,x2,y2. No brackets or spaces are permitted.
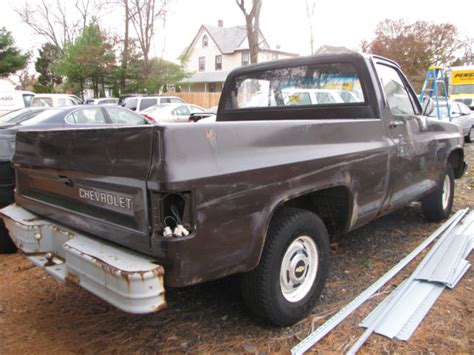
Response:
0,53,467,326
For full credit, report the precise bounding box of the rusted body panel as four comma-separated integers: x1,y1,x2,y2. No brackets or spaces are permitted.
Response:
8,53,466,288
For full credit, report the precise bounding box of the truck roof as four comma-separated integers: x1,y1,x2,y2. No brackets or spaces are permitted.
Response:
227,52,399,77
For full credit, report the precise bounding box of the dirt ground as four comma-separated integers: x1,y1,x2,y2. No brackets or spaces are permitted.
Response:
1,145,473,354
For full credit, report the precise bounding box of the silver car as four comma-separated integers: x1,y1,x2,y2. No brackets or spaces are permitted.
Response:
429,101,472,143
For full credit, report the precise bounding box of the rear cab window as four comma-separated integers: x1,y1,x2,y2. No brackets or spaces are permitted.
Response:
225,63,365,110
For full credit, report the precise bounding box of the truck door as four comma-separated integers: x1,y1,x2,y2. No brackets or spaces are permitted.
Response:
375,62,438,210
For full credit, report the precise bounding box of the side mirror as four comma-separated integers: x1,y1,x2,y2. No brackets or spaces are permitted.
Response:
421,97,435,116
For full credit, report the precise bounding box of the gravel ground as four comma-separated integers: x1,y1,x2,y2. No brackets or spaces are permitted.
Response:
0,145,473,354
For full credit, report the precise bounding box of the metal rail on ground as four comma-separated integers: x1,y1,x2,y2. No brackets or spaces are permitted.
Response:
291,208,468,355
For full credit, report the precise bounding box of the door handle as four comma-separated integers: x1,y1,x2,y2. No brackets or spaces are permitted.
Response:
389,121,406,128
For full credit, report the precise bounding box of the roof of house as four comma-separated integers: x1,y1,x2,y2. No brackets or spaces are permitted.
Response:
183,24,270,57
205,25,248,54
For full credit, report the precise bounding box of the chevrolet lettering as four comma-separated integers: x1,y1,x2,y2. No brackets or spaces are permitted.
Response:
78,188,132,210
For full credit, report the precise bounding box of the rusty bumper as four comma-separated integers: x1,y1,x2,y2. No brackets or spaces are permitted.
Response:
0,204,166,314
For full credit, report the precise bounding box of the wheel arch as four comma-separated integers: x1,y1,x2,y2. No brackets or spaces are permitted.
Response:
252,185,353,269
447,147,465,179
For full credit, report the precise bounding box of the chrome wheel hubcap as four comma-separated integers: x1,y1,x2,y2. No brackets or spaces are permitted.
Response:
442,174,451,210
280,236,318,303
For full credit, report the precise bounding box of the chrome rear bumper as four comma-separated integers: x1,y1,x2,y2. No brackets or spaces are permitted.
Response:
0,204,166,314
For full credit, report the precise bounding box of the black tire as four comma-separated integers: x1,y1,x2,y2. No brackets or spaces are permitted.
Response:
465,129,472,143
422,163,455,222
240,207,330,326
0,219,17,253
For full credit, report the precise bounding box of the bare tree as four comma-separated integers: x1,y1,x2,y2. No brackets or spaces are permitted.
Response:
305,0,316,55
235,0,262,64
127,0,168,80
121,0,130,93
16,0,106,51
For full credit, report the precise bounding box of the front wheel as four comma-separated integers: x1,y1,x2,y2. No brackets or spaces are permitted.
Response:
421,163,455,222
240,208,330,326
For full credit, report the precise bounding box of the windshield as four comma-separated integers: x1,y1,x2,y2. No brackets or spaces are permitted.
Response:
0,109,46,125
452,84,474,95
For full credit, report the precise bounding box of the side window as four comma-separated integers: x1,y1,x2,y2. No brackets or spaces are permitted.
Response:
160,98,171,104
124,98,138,110
174,105,191,115
170,98,184,103
285,92,312,106
139,98,158,111
315,92,336,104
23,94,34,107
376,64,416,116
106,107,146,125
66,108,106,124
32,98,53,107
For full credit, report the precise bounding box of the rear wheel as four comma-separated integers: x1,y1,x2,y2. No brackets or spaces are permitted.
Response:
0,219,16,254
422,163,454,222
240,208,330,326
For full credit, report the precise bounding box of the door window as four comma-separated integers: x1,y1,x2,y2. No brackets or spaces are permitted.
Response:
106,107,146,125
172,105,191,116
376,64,417,116
66,108,107,124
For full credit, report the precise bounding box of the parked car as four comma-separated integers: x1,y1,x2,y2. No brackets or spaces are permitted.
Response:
0,53,466,325
31,94,81,108
0,107,48,127
85,98,119,105
453,101,474,128
429,101,472,142
282,88,346,106
124,96,185,112
0,91,35,116
141,103,206,122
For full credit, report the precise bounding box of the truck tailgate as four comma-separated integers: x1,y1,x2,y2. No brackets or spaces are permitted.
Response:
13,126,156,251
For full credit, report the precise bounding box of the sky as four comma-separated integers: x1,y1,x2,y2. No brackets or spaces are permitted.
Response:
2,0,474,68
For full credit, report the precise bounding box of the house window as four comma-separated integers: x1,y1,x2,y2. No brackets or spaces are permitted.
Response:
209,82,217,92
272,53,278,60
215,55,222,70
199,56,205,72
241,51,250,66
202,35,208,48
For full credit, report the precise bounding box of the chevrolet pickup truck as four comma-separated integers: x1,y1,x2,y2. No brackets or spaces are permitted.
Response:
0,53,467,326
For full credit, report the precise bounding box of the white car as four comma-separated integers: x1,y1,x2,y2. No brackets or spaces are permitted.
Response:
85,98,119,105
283,88,345,105
429,101,472,142
31,94,81,108
124,96,185,112
140,103,205,123
0,91,35,116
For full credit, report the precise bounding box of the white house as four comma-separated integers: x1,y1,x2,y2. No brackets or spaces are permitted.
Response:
181,20,298,92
